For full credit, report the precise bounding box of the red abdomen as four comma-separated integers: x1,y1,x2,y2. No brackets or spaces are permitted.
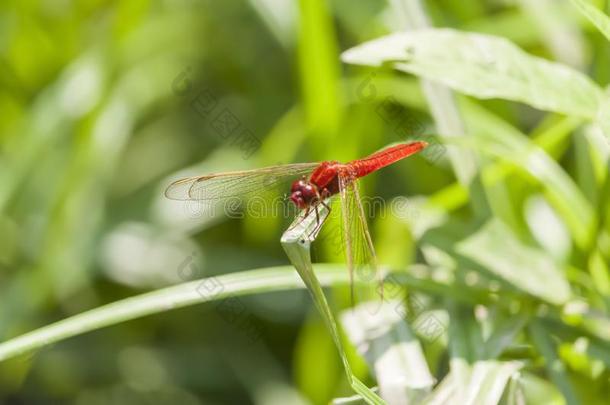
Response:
350,141,427,178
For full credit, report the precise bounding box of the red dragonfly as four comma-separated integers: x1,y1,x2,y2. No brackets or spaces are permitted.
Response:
165,141,427,291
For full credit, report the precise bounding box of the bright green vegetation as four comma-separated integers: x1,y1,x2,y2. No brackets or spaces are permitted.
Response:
1,0,610,404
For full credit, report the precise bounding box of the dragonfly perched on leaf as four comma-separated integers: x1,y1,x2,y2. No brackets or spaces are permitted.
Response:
166,141,428,297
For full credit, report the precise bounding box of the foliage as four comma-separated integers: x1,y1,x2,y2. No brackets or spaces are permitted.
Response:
1,0,610,404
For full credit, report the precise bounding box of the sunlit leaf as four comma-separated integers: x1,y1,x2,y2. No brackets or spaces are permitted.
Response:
519,372,566,405
462,361,523,405
341,300,435,404
524,196,571,263
342,29,604,118
456,219,572,305
421,361,522,405
460,101,596,250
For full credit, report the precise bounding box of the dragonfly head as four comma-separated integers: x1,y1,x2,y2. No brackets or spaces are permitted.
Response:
290,179,318,209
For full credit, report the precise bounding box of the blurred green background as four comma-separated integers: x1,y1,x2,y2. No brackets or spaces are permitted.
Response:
1,0,610,404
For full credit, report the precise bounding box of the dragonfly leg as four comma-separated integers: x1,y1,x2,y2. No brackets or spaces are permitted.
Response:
307,199,333,238
320,203,331,234
306,204,322,239
319,199,331,213
287,206,311,232
304,189,332,237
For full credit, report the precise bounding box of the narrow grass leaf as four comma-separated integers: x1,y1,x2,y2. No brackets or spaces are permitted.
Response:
421,372,456,405
517,0,586,68
541,317,610,368
446,302,474,401
518,372,565,405
597,96,610,141
333,388,381,405
462,361,523,405
281,207,385,405
569,0,610,42
529,321,580,405
482,313,529,359
422,361,522,405
0,263,356,363
524,196,571,263
583,124,610,181
502,373,526,405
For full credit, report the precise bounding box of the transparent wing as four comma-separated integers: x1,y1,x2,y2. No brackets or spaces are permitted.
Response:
165,163,319,201
338,171,379,304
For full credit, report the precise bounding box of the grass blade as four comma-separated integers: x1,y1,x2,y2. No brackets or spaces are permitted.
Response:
482,312,530,359
529,321,580,405
463,361,523,405
0,263,354,363
597,97,610,140
281,206,385,404
422,361,522,405
569,0,610,42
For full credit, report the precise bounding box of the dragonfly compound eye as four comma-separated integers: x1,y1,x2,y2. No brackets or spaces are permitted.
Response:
290,191,307,208
300,183,317,202
291,179,308,193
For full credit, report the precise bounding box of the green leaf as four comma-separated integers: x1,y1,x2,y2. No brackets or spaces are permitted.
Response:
341,300,435,404
519,372,566,405
462,361,523,405
333,389,380,405
501,370,525,405
342,29,604,118
482,313,530,359
596,96,610,141
420,370,457,405
422,361,523,405
518,0,586,68
541,317,610,368
281,205,385,405
459,101,596,250
448,303,484,364
582,123,610,181
569,0,610,43
389,0,478,186
446,302,476,397
455,219,572,305
0,262,357,364
529,321,580,405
